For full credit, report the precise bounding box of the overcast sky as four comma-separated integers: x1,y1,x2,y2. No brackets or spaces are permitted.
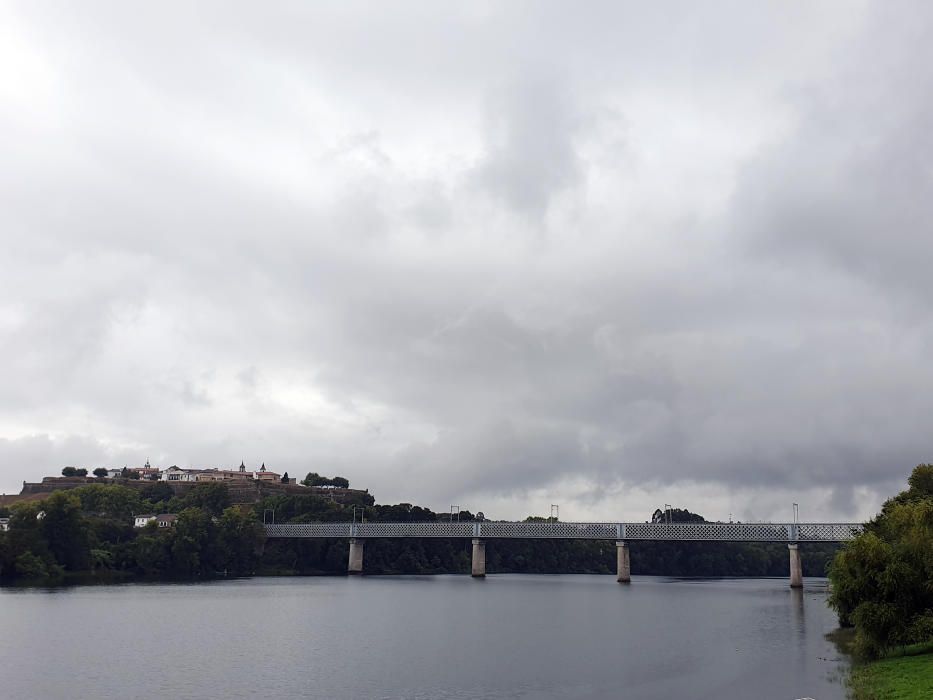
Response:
1,1,931,522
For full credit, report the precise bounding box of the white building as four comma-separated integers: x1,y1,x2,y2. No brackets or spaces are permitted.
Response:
134,513,178,528
160,466,199,482
134,514,156,527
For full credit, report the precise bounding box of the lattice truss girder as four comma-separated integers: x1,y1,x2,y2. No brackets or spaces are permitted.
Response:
263,522,861,542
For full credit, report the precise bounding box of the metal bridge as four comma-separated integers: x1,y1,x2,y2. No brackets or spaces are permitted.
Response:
264,521,860,542
263,521,861,586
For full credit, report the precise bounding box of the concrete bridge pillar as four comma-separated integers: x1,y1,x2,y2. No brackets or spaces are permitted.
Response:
616,541,631,583
788,543,802,588
348,538,364,575
471,538,486,578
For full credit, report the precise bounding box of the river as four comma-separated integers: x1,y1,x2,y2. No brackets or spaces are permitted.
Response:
0,575,850,699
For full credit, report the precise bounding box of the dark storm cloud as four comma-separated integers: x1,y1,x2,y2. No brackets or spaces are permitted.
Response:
0,1,930,521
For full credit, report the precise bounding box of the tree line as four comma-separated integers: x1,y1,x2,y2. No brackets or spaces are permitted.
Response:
301,472,351,488
1,481,840,584
0,482,263,581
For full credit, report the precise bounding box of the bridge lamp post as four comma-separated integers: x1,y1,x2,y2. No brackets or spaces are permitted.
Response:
263,509,275,525
664,504,672,524
550,504,559,522
793,503,799,524
450,505,460,522
352,506,363,524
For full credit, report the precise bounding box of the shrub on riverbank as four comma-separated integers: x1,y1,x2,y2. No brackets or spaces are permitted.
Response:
829,465,933,658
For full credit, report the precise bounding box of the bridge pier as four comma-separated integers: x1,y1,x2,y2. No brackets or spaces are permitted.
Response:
471,538,486,577
616,541,631,583
788,543,802,588
348,538,364,575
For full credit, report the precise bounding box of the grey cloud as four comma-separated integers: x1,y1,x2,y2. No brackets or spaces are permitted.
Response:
472,76,582,217
1,1,931,522
732,4,933,298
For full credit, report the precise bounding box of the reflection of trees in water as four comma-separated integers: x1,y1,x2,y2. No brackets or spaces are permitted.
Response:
825,627,858,691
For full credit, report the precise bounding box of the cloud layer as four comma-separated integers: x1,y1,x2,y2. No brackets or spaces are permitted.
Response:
1,1,930,522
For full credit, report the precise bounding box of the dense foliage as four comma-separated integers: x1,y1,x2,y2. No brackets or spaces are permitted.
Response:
0,484,263,582
301,472,351,488
829,465,933,657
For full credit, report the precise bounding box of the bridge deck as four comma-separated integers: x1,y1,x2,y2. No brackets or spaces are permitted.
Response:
264,521,860,542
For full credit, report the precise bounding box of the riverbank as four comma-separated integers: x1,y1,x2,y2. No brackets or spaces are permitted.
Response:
848,643,933,699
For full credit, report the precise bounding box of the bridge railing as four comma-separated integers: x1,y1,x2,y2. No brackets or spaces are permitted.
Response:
479,522,619,539
357,522,476,538
263,521,862,542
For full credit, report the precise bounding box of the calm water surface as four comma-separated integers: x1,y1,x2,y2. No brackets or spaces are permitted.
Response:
0,575,849,699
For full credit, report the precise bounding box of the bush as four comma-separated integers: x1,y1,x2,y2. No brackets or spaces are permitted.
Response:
14,551,62,580
829,466,933,657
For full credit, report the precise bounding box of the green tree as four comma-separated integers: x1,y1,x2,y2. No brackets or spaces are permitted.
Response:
331,476,350,489
169,507,215,576
281,472,289,484
168,483,230,517
74,484,142,521
14,551,61,579
215,508,264,575
93,468,109,478
39,491,90,571
140,482,174,506
829,465,933,657
302,472,330,487
61,467,77,477
132,532,170,575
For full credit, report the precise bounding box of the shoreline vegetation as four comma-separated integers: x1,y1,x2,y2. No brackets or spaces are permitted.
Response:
828,465,933,699
1,478,839,585
847,642,933,699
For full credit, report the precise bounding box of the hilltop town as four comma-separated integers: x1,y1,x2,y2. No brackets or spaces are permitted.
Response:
1,461,367,510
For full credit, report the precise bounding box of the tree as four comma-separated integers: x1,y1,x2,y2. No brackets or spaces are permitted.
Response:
169,507,215,576
829,465,933,657
74,468,88,477
126,470,140,480
215,508,264,575
652,507,705,524
93,468,109,478
74,484,142,521
331,476,350,489
14,551,60,579
61,467,77,477
281,472,289,484
140,482,174,505
168,483,230,517
302,472,330,487
38,491,90,571
907,464,933,496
